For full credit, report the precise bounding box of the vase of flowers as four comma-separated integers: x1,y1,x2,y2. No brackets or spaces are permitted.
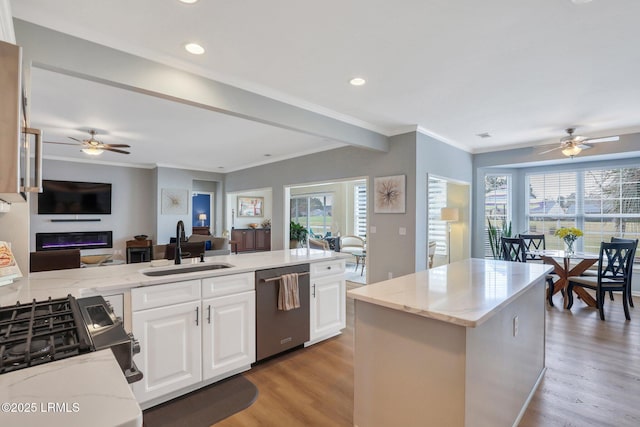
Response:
554,227,583,256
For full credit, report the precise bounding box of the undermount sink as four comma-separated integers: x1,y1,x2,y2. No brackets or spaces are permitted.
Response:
142,263,233,276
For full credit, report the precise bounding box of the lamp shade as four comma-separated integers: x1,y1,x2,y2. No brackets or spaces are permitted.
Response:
561,145,582,157
198,213,207,221
440,207,459,222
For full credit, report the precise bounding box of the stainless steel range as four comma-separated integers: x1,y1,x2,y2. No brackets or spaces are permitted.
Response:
0,294,142,383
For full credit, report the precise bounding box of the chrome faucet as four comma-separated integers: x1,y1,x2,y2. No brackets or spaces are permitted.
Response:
175,220,185,264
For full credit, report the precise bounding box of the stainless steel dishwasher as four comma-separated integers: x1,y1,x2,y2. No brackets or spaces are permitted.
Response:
255,263,310,361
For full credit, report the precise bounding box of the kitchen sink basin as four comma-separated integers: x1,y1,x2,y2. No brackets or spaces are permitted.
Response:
142,263,233,276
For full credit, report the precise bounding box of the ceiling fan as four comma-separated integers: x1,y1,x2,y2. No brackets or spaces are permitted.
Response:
45,130,130,156
539,128,619,158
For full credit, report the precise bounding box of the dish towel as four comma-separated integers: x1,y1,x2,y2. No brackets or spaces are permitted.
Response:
278,273,300,311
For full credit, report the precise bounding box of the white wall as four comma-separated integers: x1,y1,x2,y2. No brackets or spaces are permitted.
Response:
226,188,272,231
156,167,225,243
30,159,155,259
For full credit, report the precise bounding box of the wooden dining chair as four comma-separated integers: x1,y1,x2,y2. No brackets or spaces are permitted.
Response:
502,236,559,306
518,234,546,261
501,237,527,262
611,237,638,308
567,241,636,321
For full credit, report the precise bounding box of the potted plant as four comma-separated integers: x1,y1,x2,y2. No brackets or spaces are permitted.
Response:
487,218,512,259
290,221,308,248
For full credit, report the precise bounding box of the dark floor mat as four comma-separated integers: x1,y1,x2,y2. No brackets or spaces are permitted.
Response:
143,375,258,427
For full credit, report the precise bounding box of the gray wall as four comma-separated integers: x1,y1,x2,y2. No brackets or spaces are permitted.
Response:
226,131,473,283
30,159,155,257
156,167,225,243
416,133,473,270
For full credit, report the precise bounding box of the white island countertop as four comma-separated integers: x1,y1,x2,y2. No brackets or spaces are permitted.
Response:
0,249,349,306
348,258,552,327
0,350,141,427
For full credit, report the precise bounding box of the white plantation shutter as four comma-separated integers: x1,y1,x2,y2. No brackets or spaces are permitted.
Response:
526,168,640,253
428,178,448,256
484,175,511,258
354,184,367,239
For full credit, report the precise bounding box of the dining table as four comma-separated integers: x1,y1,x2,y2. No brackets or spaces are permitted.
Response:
531,249,599,308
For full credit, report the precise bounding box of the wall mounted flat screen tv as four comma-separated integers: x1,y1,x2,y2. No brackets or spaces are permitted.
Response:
38,180,112,215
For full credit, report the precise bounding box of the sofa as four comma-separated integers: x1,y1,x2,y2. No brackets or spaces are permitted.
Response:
153,234,231,260
185,234,231,256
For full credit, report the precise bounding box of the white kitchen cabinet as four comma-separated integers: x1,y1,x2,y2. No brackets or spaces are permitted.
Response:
132,299,202,404
202,291,255,380
309,259,346,344
131,273,255,408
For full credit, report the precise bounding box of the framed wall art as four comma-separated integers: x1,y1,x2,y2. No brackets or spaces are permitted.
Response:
374,175,406,214
237,196,264,217
161,188,189,215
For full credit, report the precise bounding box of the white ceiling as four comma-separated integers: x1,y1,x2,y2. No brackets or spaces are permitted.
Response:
11,0,640,170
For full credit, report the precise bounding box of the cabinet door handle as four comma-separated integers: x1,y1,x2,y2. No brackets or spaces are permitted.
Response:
312,283,316,298
207,305,211,324
195,306,199,326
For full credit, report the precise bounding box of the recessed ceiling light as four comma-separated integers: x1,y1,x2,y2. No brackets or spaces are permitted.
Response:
178,0,199,4
571,0,593,4
349,77,366,86
185,43,205,55
264,154,272,157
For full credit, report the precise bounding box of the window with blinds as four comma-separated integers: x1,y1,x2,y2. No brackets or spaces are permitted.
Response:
290,194,333,237
428,177,448,256
526,168,640,253
484,174,511,258
353,183,367,239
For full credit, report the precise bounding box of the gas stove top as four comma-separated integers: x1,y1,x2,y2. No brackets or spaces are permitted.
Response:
0,295,92,374
0,295,142,383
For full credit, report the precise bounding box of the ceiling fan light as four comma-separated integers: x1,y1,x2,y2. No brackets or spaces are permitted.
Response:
562,145,582,157
82,147,104,156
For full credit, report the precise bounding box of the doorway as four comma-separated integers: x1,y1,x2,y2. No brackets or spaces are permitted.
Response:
427,175,471,267
192,192,213,232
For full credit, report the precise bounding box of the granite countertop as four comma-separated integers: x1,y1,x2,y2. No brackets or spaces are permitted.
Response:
0,350,141,427
348,258,552,327
0,249,349,306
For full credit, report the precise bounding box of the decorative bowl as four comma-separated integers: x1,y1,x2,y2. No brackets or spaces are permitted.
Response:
248,223,259,229
134,234,148,241
81,254,112,265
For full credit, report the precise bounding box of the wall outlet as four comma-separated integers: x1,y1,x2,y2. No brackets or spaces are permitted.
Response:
388,272,393,280
370,226,377,234
399,227,406,235
513,315,519,337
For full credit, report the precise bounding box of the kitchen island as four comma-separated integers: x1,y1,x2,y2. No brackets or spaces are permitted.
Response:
348,258,551,427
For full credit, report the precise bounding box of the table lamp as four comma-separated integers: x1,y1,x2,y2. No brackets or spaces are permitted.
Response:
440,207,459,264
198,213,207,226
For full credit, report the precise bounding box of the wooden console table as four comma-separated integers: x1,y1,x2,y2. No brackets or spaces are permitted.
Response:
126,239,152,263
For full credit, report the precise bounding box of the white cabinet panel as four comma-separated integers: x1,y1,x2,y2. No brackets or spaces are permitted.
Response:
310,274,346,343
131,279,200,310
202,291,255,380
201,272,254,298
132,300,202,403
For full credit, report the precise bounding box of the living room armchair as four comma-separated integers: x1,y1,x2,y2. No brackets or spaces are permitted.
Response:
340,235,365,255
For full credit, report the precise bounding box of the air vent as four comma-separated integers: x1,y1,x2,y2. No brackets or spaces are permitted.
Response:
476,132,492,138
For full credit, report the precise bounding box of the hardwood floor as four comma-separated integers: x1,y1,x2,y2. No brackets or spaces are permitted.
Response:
217,290,640,427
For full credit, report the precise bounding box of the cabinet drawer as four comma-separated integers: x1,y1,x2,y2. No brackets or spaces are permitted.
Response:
202,272,255,298
311,259,346,278
132,279,201,311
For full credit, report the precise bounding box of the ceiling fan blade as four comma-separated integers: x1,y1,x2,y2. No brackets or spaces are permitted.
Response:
584,136,619,144
538,146,562,155
103,144,131,148
576,144,592,150
104,147,130,155
44,141,81,146
68,136,83,142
